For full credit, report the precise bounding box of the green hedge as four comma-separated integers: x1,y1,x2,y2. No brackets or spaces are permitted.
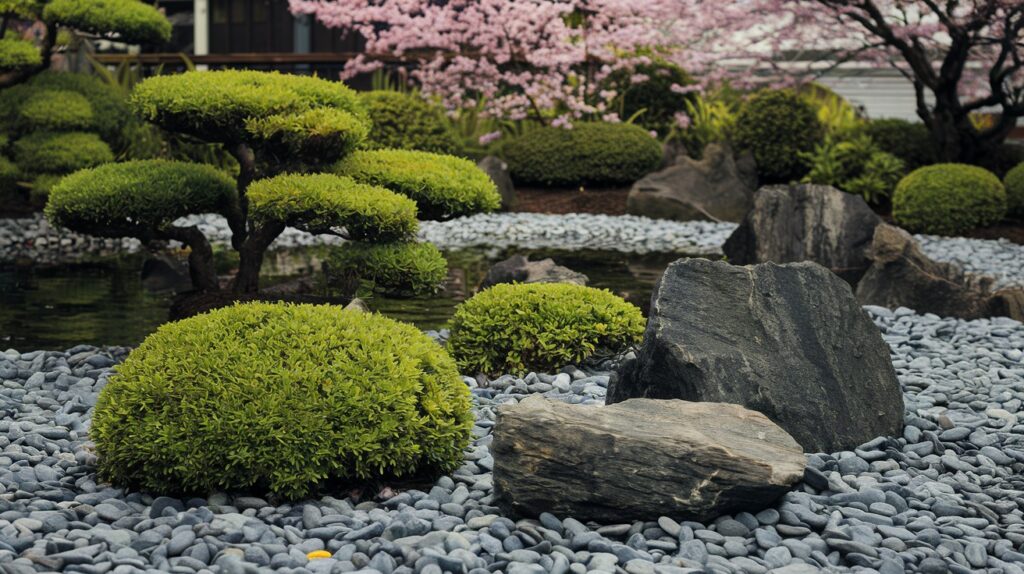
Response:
17,89,95,132
131,70,368,144
734,89,824,184
361,91,461,155
0,38,41,72
1004,163,1024,218
327,241,448,297
46,160,236,233
90,302,473,499
502,122,662,187
856,118,937,171
247,173,418,242
43,0,172,45
447,283,645,375
245,107,370,163
0,72,130,144
893,164,1006,235
13,132,113,174
335,149,500,220
0,156,18,196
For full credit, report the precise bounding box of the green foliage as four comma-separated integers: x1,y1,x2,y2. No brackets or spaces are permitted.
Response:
0,156,18,196
854,119,937,171
0,0,42,18
245,107,370,164
801,135,905,204
17,90,95,132
13,132,113,174
893,163,1006,235
676,93,737,158
90,302,473,499
502,122,662,187
604,60,696,136
799,83,864,135
335,149,500,220
247,173,418,241
327,242,448,297
1003,162,1024,217
45,160,236,234
447,283,646,375
0,38,41,72
734,89,824,184
130,70,368,145
360,91,461,155
43,0,172,45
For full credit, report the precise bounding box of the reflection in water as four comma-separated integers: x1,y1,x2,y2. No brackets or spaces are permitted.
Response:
0,247,699,350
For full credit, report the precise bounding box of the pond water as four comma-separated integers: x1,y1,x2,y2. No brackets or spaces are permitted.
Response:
0,247,698,351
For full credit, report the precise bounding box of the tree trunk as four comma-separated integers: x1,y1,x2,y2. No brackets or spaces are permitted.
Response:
231,222,285,294
159,226,220,292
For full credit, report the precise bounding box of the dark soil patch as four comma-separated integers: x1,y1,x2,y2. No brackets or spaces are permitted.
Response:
514,186,630,215
962,222,1024,245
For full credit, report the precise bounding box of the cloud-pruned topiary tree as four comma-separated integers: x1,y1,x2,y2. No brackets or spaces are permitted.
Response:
46,70,501,296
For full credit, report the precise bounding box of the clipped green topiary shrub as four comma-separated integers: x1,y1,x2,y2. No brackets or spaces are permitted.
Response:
360,91,461,155
90,302,473,498
447,283,646,375
893,164,1006,235
13,131,113,174
327,241,448,297
0,71,130,144
334,149,500,220
0,156,19,196
17,89,95,132
603,60,696,135
46,159,236,232
502,122,662,187
857,118,937,171
43,0,172,45
734,89,824,184
245,107,369,161
247,173,418,241
1004,162,1024,218
0,37,41,72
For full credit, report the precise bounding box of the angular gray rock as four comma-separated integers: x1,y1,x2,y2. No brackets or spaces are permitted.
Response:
477,156,516,211
608,259,904,453
856,224,1024,321
492,395,805,522
722,183,882,283
480,255,588,288
626,143,756,223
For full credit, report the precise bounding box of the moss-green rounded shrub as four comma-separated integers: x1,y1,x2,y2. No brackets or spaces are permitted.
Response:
360,91,461,155
603,60,695,135
43,0,172,45
447,283,646,375
0,37,41,72
893,164,1006,235
0,156,19,196
131,70,368,145
856,118,937,171
247,173,418,242
0,1,42,19
13,131,113,174
0,72,130,144
46,160,236,233
334,149,500,220
502,122,662,187
327,241,448,297
1003,162,1024,218
90,302,473,498
18,89,95,132
245,107,370,162
734,89,824,184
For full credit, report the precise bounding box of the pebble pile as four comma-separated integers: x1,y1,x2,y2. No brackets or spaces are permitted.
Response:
916,234,1024,289
2,308,1023,573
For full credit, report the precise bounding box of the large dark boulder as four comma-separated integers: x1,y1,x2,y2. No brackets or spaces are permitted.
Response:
477,156,516,211
480,255,588,289
608,259,904,453
492,395,805,523
856,224,1024,321
626,143,756,223
723,183,882,283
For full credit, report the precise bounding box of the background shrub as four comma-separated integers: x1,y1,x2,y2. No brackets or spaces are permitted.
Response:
855,119,937,171
90,302,473,499
360,91,461,155
801,135,905,205
893,163,1006,235
447,283,645,375
1004,162,1024,218
43,0,172,45
14,132,113,174
326,241,448,297
734,89,824,184
502,122,662,187
603,60,695,136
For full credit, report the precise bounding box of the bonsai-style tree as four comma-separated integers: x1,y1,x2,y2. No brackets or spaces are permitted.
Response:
46,70,500,296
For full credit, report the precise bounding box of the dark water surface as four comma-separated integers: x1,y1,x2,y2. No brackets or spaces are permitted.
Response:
0,247,695,351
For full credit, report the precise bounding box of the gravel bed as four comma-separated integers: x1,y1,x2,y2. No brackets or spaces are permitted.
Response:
2,309,1024,573
916,235,1024,289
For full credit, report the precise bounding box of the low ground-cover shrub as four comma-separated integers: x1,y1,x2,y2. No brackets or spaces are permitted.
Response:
1004,163,1024,218
447,283,645,375
502,122,662,187
360,91,461,155
893,164,1006,235
734,89,823,184
91,302,473,499
326,241,448,297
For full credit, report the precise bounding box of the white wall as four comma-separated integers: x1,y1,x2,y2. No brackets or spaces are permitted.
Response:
816,70,924,121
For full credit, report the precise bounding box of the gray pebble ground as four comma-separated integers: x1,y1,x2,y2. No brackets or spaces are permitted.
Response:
2,308,1024,574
